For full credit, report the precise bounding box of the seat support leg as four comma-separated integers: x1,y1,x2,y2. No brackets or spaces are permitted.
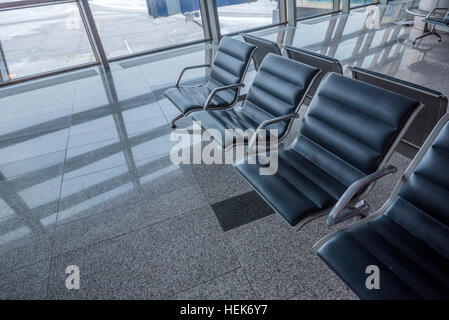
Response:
413,31,432,44
413,25,441,44
171,114,184,128
327,200,370,226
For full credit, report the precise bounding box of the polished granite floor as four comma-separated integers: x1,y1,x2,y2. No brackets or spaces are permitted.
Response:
0,3,448,299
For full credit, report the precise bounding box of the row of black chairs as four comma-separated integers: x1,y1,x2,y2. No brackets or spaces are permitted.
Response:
164,35,449,299
165,35,344,129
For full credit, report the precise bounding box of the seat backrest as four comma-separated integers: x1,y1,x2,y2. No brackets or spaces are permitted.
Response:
209,36,256,87
384,118,449,259
299,73,420,178
351,67,448,158
443,10,449,24
241,33,282,70
241,53,320,136
284,45,343,97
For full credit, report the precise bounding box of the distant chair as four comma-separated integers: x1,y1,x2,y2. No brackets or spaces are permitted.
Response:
413,8,449,44
192,54,320,149
241,33,282,71
283,45,343,98
164,37,256,128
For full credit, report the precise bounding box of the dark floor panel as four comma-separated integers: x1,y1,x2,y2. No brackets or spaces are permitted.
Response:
212,191,274,231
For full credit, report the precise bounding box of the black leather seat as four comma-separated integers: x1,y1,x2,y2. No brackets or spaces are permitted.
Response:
284,45,343,75
235,73,420,226
283,45,343,98
193,53,320,148
165,36,256,127
241,33,282,70
318,116,449,299
423,9,449,26
350,67,448,158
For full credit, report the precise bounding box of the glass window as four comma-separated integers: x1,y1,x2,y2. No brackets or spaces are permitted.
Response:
89,0,205,58
217,0,280,35
351,0,374,8
296,0,334,20
0,2,96,81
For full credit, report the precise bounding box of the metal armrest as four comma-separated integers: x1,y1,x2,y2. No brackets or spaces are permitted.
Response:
203,83,245,110
426,8,448,18
327,165,397,226
176,64,210,87
248,112,299,151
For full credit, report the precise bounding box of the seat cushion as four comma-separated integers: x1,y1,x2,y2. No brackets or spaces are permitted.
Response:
164,37,255,115
193,108,262,148
318,214,449,299
235,73,419,226
164,80,236,115
389,123,449,259
301,73,419,175
423,17,449,26
194,54,320,147
235,137,367,225
318,121,449,300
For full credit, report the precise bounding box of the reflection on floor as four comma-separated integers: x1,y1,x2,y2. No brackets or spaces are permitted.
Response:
0,3,448,299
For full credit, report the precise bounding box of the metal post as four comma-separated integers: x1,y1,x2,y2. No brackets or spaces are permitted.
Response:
0,42,9,82
286,0,297,26
279,0,288,25
77,0,109,70
199,0,212,41
206,0,221,44
342,0,350,14
333,0,340,12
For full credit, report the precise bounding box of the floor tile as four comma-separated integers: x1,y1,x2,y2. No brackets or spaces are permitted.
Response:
172,268,255,300
0,175,61,273
225,213,334,299
48,206,238,299
0,260,50,300
0,128,70,166
0,108,71,141
53,184,207,255
58,155,199,224
0,212,56,274
0,150,66,180
193,163,254,205
66,115,167,151
64,123,173,180
290,277,358,300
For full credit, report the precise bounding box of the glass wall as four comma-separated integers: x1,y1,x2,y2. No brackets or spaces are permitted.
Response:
88,0,205,58
296,0,334,20
0,2,95,80
217,0,281,35
0,0,378,84
351,0,374,8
